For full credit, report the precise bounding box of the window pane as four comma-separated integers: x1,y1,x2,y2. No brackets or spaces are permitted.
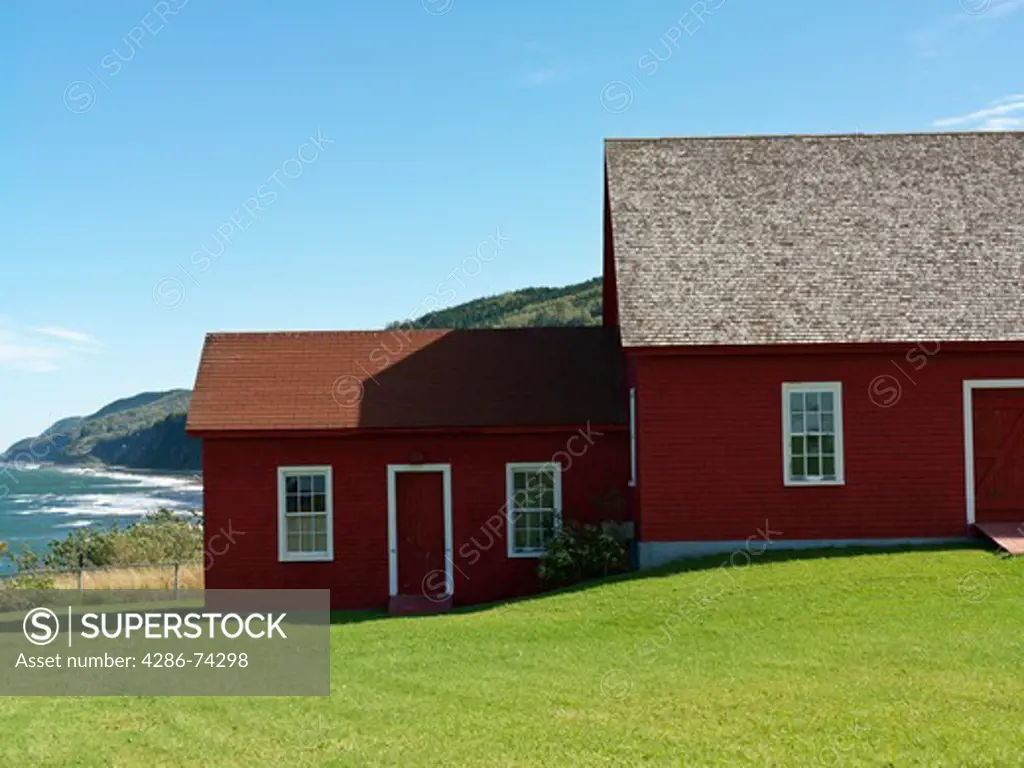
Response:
807,456,820,476
286,517,301,536
298,476,312,492
312,494,326,513
525,526,541,550
287,533,300,553
822,413,834,433
789,392,803,414
823,456,836,478
807,435,820,454
791,436,805,457
806,413,820,433
805,393,820,412
513,472,527,492
312,475,325,493
527,510,542,532
299,495,312,512
821,392,834,413
286,495,298,513
791,457,805,477
823,435,835,455
790,412,804,433
514,526,527,550
536,470,554,493
313,533,328,553
285,477,298,494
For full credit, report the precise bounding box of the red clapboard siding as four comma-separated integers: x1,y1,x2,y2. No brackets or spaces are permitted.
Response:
202,430,629,610
631,347,1024,543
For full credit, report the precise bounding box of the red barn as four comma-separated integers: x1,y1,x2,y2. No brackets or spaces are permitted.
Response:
603,132,1024,565
188,130,1024,609
187,328,629,611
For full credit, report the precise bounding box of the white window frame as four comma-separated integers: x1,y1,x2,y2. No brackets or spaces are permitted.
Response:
782,382,845,487
277,465,334,562
506,462,563,558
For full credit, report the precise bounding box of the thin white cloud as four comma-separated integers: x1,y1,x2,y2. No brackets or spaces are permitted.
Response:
0,323,101,373
32,326,99,346
934,94,1024,130
0,331,61,373
913,0,1024,57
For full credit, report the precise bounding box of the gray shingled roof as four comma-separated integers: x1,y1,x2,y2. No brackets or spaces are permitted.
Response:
605,132,1024,347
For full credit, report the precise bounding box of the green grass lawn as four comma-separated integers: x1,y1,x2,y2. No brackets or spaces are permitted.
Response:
2,545,1022,766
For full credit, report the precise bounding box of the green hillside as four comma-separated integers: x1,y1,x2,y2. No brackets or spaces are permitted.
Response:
2,390,199,471
2,547,1022,764
391,276,602,329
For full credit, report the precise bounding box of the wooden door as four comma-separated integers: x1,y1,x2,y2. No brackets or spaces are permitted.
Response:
395,471,447,597
973,389,1024,523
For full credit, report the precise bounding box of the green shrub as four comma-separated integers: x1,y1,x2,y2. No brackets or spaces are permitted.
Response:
538,522,630,588
0,509,203,577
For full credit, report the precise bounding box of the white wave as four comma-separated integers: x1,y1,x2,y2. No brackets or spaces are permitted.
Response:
0,462,43,471
54,520,97,529
55,466,202,491
42,492,200,517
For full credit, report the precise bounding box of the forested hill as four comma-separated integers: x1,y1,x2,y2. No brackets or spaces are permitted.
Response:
2,390,200,471
389,277,602,329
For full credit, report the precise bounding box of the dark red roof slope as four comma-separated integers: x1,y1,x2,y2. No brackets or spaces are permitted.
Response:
187,327,625,432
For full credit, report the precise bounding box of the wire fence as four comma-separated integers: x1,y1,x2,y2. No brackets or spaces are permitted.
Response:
0,560,205,594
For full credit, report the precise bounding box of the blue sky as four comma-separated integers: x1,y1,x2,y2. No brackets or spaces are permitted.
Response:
1,0,1022,448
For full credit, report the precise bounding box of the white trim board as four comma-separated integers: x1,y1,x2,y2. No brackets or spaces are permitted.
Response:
386,464,454,598
962,379,1024,526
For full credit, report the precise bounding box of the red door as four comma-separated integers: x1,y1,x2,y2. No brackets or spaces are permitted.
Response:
973,389,1024,523
396,471,447,597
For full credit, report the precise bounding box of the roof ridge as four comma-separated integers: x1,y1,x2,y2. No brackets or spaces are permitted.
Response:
605,130,1023,143
205,327,610,337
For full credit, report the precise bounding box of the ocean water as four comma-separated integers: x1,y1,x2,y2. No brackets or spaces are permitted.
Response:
0,464,202,573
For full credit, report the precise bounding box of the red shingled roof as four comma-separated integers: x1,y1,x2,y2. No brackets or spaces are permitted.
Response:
186,328,625,433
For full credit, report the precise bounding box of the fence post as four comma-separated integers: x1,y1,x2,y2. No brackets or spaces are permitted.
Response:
173,562,180,599
78,553,84,594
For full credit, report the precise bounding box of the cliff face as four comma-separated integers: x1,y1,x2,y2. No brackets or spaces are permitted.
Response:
3,390,200,471
87,413,201,470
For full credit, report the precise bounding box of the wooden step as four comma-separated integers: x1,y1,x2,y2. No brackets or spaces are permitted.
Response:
975,522,1024,555
389,594,453,616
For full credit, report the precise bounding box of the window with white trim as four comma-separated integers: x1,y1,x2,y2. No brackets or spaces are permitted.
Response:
782,383,844,485
506,463,562,557
278,466,333,562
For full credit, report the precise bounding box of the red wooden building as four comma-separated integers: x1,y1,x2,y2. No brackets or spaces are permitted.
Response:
187,328,629,610
603,132,1024,565
188,131,1024,609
